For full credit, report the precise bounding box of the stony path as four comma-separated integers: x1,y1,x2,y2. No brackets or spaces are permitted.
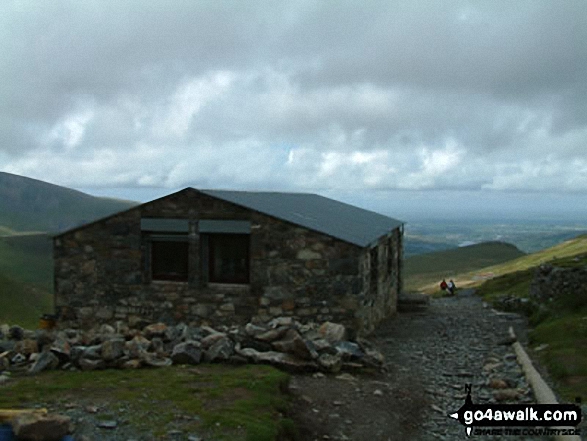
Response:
290,290,554,440
372,289,549,440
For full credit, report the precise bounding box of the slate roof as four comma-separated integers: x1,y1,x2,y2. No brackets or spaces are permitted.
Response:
201,189,403,247
54,188,403,247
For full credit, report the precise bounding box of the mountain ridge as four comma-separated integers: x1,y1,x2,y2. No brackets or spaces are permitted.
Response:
0,172,137,233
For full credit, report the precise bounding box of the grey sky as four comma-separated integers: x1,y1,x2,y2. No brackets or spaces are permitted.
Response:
1,1,587,219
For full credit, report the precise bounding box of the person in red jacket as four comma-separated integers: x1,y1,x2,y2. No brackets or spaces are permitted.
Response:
440,279,448,291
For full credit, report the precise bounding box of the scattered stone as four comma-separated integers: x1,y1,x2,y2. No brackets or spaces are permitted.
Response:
335,373,356,382
318,322,346,344
101,338,125,361
203,337,234,362
78,358,106,371
141,353,172,368
12,413,72,441
143,322,167,339
493,388,520,401
373,389,384,396
489,378,508,389
9,325,24,341
171,341,202,365
97,420,118,429
29,350,60,374
317,353,343,373
15,339,39,355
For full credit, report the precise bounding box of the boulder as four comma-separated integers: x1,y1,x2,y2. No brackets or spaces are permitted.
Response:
143,322,168,339
12,413,72,441
362,348,385,366
171,341,202,365
98,324,116,335
251,350,318,372
140,353,172,368
9,325,24,341
271,329,318,360
0,323,8,339
78,358,105,371
244,323,267,337
318,322,346,344
239,337,273,353
29,350,59,374
101,338,125,361
15,339,38,356
81,344,102,360
0,339,15,353
334,341,364,360
125,335,150,358
50,338,71,364
149,337,165,354
255,326,290,343
317,353,343,373
268,317,294,328
310,338,335,354
203,337,234,362
0,352,9,370
200,332,228,349
121,359,142,369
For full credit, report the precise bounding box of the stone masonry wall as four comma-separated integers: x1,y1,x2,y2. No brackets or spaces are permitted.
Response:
54,189,402,335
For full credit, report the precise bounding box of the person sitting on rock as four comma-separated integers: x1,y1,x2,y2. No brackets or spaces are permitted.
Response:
447,279,456,296
440,279,448,291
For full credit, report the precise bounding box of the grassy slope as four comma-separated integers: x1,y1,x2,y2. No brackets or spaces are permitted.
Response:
415,234,587,294
0,365,293,441
0,273,53,329
0,234,54,327
404,241,525,291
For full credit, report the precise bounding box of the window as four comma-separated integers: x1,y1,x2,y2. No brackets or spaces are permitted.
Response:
151,238,189,281
208,234,249,284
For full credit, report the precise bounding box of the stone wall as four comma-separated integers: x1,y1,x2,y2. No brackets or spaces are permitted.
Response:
530,264,587,305
54,189,402,335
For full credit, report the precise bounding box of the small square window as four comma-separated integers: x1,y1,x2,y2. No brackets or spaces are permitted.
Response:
208,234,249,284
151,239,189,281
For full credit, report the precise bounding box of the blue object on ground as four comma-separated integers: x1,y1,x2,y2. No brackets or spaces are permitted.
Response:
0,424,14,441
61,436,75,441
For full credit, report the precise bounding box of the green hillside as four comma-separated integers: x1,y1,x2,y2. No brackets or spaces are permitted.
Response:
0,171,136,233
404,241,525,291
0,273,53,329
0,234,53,290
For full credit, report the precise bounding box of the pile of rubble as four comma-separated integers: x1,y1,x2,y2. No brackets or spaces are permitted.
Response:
0,317,384,379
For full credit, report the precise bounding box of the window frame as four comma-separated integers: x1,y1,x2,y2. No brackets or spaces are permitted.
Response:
207,233,250,285
149,234,190,282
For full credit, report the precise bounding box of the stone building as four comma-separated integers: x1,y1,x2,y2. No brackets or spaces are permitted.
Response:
54,188,404,335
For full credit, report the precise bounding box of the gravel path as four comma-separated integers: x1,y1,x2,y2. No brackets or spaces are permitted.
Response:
290,290,554,441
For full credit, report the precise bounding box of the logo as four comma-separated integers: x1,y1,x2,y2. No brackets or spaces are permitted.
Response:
448,384,582,437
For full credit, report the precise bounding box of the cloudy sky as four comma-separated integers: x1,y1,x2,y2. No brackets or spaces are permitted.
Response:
2,0,587,220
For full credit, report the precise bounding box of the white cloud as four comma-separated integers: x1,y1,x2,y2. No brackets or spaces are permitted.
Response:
1,0,587,211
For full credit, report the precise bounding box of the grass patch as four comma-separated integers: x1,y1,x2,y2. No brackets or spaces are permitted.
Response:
0,365,292,440
0,234,53,290
474,268,534,304
0,273,53,329
529,314,587,401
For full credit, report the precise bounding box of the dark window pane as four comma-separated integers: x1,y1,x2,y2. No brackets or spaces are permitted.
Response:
209,234,249,284
152,240,189,281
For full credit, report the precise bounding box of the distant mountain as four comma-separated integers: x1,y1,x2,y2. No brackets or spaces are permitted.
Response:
0,172,137,233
